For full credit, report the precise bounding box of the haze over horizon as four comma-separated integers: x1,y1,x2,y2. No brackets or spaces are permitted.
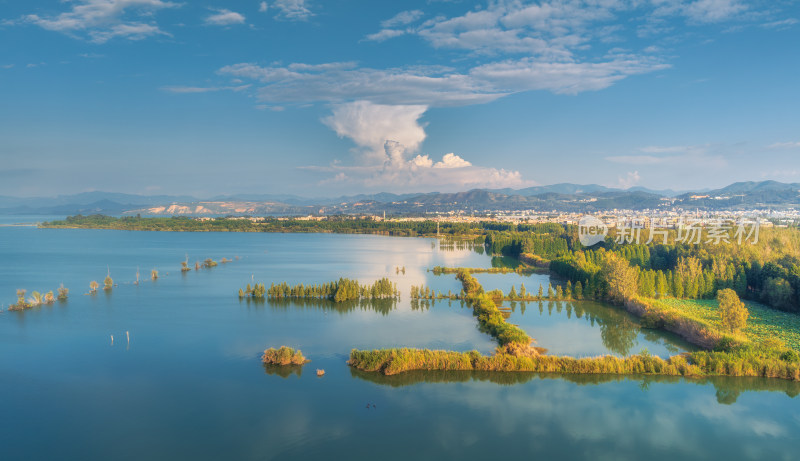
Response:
2,0,799,198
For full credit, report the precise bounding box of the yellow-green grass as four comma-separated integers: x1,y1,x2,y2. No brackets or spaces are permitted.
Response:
652,298,800,351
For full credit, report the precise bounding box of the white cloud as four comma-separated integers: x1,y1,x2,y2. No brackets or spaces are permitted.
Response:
309,100,530,190
312,150,531,192
434,153,472,168
272,0,312,21
768,141,800,149
381,10,424,28
218,54,667,105
20,0,179,43
471,55,670,95
761,18,798,29
321,101,428,163
411,0,629,57
218,62,504,107
259,2,268,13
160,85,251,93
682,0,748,24
604,155,665,165
205,9,246,26
616,170,641,189
365,28,409,42
411,155,434,168
606,144,727,168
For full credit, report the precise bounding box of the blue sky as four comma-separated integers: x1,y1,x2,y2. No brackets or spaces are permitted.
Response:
1,0,799,197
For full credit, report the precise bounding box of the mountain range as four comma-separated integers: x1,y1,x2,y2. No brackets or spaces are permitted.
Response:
1,180,798,216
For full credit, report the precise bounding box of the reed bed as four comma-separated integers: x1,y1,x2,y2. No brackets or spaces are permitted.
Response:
348,347,800,380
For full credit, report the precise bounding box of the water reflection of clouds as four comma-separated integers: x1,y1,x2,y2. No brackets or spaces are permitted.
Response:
687,393,788,438
382,378,796,460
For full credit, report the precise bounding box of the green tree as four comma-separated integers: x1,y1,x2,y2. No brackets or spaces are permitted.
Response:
718,288,748,333
57,284,69,300
16,289,26,306
763,277,793,310
602,253,639,304
573,281,583,299
655,271,668,299
90,281,99,293
672,272,684,298
734,267,747,297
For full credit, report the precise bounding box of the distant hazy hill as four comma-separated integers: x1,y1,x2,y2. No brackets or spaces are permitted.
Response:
1,180,798,215
674,181,800,208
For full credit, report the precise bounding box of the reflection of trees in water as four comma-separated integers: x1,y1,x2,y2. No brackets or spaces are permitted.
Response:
410,299,461,310
437,242,484,254
490,256,521,269
599,318,639,356
567,301,639,356
515,300,695,356
349,368,800,404
640,329,683,355
263,363,304,378
715,387,740,405
242,296,396,315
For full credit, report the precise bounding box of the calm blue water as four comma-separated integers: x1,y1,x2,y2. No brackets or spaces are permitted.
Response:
1,226,798,460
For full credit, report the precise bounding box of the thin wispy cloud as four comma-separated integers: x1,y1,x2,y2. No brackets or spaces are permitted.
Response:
18,0,180,43
381,10,424,28
272,0,313,21
365,9,425,41
606,144,727,169
205,8,246,26
761,18,798,29
218,55,667,106
161,84,251,94
768,141,800,149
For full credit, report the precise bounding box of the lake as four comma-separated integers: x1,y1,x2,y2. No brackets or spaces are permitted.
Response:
1,224,798,460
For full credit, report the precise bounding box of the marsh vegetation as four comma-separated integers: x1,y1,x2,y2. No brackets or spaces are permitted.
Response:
262,346,310,366
241,277,399,303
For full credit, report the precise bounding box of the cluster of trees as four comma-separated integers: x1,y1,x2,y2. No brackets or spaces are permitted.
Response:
542,240,799,313
410,285,459,300
243,277,399,302
484,230,570,259
42,215,488,237
8,284,68,311
503,282,584,301
431,266,531,275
